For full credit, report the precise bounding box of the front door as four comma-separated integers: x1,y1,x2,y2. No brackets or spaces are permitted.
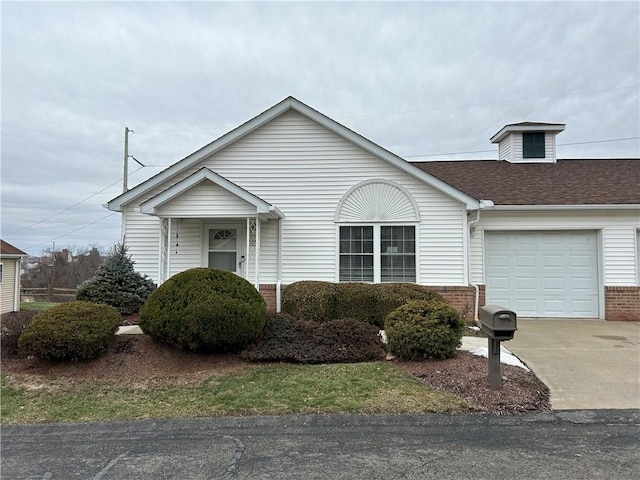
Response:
206,223,244,276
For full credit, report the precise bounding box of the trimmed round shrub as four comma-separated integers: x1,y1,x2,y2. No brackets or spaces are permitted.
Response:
281,281,337,323
76,243,155,315
18,301,121,362
139,268,266,352
1,310,38,359
384,300,464,360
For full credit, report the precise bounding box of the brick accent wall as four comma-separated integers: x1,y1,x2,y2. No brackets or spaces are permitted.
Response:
259,284,277,312
605,286,640,321
257,283,486,320
428,285,486,321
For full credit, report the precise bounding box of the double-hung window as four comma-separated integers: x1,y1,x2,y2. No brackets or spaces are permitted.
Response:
339,225,416,282
339,226,374,281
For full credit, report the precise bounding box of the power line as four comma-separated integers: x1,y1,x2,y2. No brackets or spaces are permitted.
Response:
404,136,640,159
338,85,640,120
25,212,118,251
7,166,144,235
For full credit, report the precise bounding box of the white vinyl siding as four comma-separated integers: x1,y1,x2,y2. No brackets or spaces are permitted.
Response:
603,228,639,286
157,182,258,218
508,132,556,163
0,258,18,314
122,110,467,286
123,208,161,281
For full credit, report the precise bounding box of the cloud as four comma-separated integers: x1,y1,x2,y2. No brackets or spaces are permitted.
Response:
1,1,638,255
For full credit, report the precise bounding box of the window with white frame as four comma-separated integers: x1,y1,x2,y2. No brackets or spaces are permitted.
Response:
339,226,374,281
339,225,416,282
381,226,416,282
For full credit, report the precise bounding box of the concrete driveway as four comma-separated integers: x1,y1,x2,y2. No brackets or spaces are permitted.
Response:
506,319,640,410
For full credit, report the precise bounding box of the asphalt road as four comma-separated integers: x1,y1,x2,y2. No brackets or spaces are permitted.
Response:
2,411,639,480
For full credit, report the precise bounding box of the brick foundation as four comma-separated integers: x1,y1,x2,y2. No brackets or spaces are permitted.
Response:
259,284,277,312
428,285,486,321
258,283,486,320
605,286,640,321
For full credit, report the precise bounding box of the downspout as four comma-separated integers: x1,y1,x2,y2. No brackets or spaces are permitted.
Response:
14,257,22,312
468,200,494,323
468,209,481,323
276,216,283,313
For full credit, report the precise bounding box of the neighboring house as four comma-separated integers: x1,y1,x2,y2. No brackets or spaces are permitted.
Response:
1,240,28,314
107,97,640,320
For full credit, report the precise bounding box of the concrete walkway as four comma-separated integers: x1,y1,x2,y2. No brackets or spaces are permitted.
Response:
506,319,640,410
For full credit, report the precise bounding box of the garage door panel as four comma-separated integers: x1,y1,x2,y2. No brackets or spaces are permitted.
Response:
571,254,592,268
543,277,564,290
516,276,537,290
571,276,595,291
488,276,510,290
571,298,598,316
516,254,536,267
542,299,566,315
543,255,564,268
485,231,599,318
515,299,538,315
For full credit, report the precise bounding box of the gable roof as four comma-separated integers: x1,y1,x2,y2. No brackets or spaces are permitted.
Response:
139,167,284,218
107,97,480,212
0,239,27,257
414,159,640,206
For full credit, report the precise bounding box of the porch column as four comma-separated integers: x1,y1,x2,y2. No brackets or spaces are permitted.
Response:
247,216,260,290
159,218,170,284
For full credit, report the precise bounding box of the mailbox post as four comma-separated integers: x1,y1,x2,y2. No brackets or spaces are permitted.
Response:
479,305,517,390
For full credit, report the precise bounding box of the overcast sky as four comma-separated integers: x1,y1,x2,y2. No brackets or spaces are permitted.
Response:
2,1,639,256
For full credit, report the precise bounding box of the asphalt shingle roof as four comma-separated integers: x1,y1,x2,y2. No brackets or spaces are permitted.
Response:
0,239,27,256
413,159,640,205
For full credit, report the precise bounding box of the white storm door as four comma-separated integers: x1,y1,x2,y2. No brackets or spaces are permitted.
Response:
206,224,245,276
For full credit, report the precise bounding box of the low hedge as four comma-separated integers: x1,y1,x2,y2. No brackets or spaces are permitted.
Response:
282,281,446,326
241,313,385,364
17,301,121,362
384,300,465,360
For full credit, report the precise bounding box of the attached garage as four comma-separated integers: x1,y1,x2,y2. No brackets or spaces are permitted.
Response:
485,231,600,318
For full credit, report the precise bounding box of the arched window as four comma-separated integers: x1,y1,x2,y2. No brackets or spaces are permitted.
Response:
336,180,419,283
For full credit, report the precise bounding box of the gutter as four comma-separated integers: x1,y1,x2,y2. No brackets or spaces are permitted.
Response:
490,204,640,211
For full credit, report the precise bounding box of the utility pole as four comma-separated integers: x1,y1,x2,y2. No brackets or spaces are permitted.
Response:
123,127,134,193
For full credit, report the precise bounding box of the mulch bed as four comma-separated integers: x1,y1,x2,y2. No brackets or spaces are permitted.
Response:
1,335,550,414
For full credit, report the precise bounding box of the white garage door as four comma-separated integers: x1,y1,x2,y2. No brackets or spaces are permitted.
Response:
485,231,599,318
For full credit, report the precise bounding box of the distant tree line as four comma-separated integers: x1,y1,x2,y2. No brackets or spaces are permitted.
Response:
21,246,110,289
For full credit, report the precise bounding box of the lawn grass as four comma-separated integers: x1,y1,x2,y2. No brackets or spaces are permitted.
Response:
19,302,58,311
0,362,472,424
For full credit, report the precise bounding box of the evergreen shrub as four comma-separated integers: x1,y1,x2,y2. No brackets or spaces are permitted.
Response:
281,281,447,327
1,310,38,358
139,268,266,352
384,300,464,360
281,281,337,322
76,243,155,315
18,301,121,361
241,313,385,363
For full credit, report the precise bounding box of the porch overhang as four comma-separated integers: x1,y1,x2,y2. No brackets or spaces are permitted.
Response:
138,167,284,220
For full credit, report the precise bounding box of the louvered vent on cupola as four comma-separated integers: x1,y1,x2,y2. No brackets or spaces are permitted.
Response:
490,122,565,163
335,180,420,222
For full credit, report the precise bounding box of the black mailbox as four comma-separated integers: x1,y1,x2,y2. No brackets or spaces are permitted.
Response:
479,305,517,341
